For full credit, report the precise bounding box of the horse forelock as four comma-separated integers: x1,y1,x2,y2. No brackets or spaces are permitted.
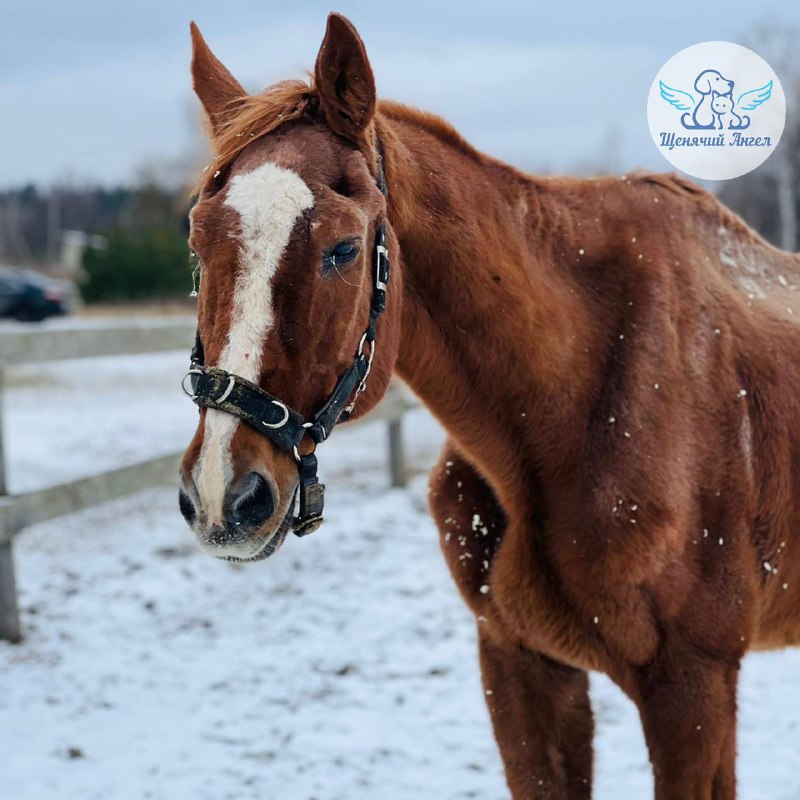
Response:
195,79,316,195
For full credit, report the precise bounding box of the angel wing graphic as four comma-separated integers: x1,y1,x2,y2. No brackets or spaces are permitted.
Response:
659,81,695,111
737,80,773,111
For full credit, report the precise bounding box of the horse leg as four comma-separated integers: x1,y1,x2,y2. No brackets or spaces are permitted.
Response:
479,635,594,799
429,441,593,799
633,644,739,800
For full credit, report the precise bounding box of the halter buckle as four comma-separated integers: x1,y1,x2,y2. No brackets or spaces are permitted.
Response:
346,336,376,414
375,244,389,292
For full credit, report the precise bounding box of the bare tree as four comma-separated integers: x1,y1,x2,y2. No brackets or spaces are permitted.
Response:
722,24,800,252
759,24,799,251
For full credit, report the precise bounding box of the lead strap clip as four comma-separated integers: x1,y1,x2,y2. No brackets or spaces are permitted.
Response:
292,452,325,537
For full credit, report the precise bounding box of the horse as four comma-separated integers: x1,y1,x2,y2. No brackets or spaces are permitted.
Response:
178,14,800,799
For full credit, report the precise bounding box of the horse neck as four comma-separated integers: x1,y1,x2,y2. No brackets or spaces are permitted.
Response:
379,113,594,506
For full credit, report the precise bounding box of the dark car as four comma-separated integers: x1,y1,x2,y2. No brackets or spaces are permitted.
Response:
0,266,72,322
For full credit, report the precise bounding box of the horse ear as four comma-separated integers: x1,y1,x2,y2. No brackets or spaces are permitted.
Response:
190,21,246,137
314,13,376,144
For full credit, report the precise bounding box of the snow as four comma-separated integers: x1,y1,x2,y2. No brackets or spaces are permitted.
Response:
5,350,195,494
2,346,800,799
0,314,196,335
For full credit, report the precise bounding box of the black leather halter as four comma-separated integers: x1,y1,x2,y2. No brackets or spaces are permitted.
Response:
183,152,389,537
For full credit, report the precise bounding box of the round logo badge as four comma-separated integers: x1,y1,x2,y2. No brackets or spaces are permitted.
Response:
647,41,786,181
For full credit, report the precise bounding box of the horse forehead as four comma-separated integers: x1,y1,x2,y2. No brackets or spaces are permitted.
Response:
222,161,315,236
231,126,345,187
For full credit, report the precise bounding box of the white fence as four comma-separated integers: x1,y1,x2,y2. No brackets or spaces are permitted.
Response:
0,320,412,642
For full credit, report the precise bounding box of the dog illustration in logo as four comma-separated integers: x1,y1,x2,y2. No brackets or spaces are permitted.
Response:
687,69,733,128
659,71,773,131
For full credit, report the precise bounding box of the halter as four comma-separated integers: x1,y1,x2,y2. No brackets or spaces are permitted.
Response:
183,148,389,537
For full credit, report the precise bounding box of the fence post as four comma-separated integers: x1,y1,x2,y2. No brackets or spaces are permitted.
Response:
0,536,20,643
387,417,407,488
0,363,21,642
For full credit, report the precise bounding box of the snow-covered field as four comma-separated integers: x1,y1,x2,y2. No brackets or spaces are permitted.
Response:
2,326,800,799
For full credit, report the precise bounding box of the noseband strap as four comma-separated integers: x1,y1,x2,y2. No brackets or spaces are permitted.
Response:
184,149,389,538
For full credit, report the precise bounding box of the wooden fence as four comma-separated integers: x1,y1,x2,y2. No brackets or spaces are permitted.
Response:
0,320,412,642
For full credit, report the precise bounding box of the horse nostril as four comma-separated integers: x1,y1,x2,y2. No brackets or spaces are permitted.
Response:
179,488,196,524
228,472,275,528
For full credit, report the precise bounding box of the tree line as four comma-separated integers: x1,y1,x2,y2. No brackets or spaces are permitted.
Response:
0,177,193,303
0,20,796,307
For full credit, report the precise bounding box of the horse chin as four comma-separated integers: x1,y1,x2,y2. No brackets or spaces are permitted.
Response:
218,507,295,563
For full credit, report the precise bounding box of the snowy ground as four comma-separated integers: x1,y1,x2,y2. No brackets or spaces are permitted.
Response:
2,335,800,799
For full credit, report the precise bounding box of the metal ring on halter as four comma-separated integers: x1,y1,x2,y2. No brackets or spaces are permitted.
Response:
216,376,236,404
181,368,203,399
345,339,377,414
293,422,315,461
262,400,290,430
355,332,376,378
364,338,376,377
358,339,377,394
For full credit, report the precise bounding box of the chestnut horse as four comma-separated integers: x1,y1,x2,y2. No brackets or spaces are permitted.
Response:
178,14,800,799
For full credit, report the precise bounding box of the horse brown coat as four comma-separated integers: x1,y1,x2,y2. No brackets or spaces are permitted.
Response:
181,14,800,799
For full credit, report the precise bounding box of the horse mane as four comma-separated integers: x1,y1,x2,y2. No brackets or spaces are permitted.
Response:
198,78,316,193
198,82,755,265
377,100,486,164
196,79,492,196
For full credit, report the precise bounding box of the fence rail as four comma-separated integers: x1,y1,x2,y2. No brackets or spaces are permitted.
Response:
0,320,412,643
0,318,200,365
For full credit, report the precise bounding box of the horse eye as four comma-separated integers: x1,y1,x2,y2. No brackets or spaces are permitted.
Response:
322,239,361,274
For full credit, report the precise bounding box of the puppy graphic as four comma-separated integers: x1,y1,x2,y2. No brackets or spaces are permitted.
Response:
684,70,733,128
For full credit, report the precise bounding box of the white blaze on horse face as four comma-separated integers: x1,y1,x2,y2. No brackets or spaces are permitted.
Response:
194,163,314,525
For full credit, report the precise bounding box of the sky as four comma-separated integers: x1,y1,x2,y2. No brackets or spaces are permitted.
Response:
2,0,799,187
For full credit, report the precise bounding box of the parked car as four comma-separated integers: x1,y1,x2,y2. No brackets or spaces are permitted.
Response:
0,266,72,322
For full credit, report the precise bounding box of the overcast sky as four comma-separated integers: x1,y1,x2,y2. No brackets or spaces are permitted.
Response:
3,0,798,187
